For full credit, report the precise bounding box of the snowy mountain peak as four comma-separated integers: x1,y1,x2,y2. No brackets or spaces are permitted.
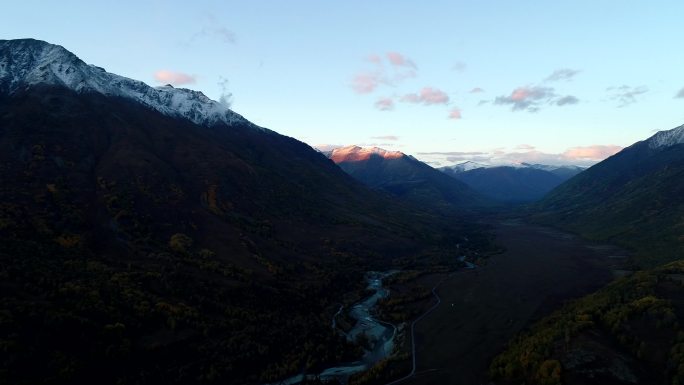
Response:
442,161,488,172
330,145,405,163
0,39,250,129
646,124,684,149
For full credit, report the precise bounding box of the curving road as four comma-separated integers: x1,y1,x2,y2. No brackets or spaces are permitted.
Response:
384,265,475,385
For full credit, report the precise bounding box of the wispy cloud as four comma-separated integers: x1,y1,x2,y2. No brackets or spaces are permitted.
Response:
374,97,395,111
217,77,233,108
417,151,488,156
154,70,196,85
418,145,622,167
401,87,450,105
448,107,462,120
545,68,581,82
607,85,648,107
469,87,485,93
494,86,579,112
451,61,466,72
562,145,622,160
556,95,579,106
351,72,383,94
351,51,416,94
386,52,417,69
494,86,555,112
371,135,400,141
188,16,236,45
675,87,684,98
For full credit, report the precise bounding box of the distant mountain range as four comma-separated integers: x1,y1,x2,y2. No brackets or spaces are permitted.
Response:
440,163,584,202
0,39,487,385
533,123,684,266
327,145,487,210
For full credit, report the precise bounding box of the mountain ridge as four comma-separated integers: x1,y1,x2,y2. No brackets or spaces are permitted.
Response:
533,123,684,266
0,38,249,129
439,163,583,202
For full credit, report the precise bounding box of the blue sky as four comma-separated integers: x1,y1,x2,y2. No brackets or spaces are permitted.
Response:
6,0,684,166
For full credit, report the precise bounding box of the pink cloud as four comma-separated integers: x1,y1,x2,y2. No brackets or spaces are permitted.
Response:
469,87,485,93
562,145,623,160
510,87,534,101
448,107,462,120
351,72,381,94
386,52,417,69
374,97,395,111
401,87,450,105
153,70,196,85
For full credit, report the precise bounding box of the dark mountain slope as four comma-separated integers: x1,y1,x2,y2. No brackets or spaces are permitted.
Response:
330,145,487,210
533,124,684,267
491,259,684,385
0,40,489,385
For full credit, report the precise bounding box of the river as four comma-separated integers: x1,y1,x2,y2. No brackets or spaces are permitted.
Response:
269,270,398,385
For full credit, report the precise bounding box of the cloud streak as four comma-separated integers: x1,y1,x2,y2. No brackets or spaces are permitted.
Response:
401,87,450,105
371,135,400,141
374,97,395,111
154,70,196,85
452,61,466,72
562,145,622,160
494,86,555,112
607,85,648,107
351,72,382,94
556,95,579,106
545,68,581,82
386,52,417,69
351,51,417,94
494,85,580,112
217,77,233,108
189,15,236,44
418,145,622,167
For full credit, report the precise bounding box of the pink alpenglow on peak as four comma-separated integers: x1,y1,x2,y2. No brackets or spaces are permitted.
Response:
330,145,404,163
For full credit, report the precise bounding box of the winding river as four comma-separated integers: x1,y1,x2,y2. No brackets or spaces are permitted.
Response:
270,271,398,385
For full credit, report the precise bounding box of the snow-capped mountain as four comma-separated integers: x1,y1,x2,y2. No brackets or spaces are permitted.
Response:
441,161,489,173
330,145,405,162
521,163,586,179
328,145,486,208
644,124,684,149
0,39,249,129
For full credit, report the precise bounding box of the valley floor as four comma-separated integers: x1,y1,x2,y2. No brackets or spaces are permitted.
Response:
404,220,628,385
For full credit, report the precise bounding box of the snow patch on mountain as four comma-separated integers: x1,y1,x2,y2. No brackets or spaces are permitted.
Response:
0,39,251,129
646,124,684,149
